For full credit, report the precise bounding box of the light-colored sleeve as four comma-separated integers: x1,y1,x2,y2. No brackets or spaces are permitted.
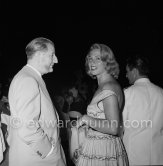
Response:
0,124,5,163
11,77,52,159
123,88,131,122
1,114,10,126
121,87,133,137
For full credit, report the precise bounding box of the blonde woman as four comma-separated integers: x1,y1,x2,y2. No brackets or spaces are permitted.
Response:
72,43,128,166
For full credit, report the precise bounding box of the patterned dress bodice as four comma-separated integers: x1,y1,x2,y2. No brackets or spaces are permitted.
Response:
87,89,116,119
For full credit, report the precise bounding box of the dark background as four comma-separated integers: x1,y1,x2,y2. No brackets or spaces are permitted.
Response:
1,1,163,96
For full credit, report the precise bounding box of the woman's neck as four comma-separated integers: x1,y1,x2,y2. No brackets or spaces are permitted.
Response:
97,73,114,87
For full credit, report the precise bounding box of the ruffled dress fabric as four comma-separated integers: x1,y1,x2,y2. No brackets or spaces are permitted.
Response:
76,90,128,166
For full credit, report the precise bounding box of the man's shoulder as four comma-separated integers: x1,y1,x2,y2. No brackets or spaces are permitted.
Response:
149,81,163,94
11,66,37,87
124,84,135,93
125,81,163,96
14,66,35,80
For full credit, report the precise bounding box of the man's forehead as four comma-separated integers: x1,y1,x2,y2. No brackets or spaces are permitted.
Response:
47,43,55,52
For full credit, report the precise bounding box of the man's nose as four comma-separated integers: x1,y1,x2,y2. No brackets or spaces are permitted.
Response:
53,55,58,63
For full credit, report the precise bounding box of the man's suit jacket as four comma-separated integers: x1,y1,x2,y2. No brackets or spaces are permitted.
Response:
0,124,5,163
8,65,66,166
123,78,163,165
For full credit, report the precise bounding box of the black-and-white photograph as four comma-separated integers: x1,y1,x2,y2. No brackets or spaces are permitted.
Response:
1,1,163,166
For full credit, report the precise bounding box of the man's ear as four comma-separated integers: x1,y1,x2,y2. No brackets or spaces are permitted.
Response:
35,51,42,64
133,68,139,77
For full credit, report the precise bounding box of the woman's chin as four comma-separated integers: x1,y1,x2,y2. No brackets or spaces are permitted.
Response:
91,71,97,76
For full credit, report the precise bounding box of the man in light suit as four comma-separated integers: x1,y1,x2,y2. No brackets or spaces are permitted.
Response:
123,54,163,165
8,37,66,166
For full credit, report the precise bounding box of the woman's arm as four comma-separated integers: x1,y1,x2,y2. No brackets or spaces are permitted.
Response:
79,94,120,135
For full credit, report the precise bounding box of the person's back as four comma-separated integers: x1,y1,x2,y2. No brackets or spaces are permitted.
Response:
123,78,163,165
144,80,163,164
123,54,163,165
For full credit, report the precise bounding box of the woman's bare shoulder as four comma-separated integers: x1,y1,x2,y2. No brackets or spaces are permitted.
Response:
102,81,121,92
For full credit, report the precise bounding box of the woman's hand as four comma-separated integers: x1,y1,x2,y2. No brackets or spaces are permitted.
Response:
76,115,91,128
